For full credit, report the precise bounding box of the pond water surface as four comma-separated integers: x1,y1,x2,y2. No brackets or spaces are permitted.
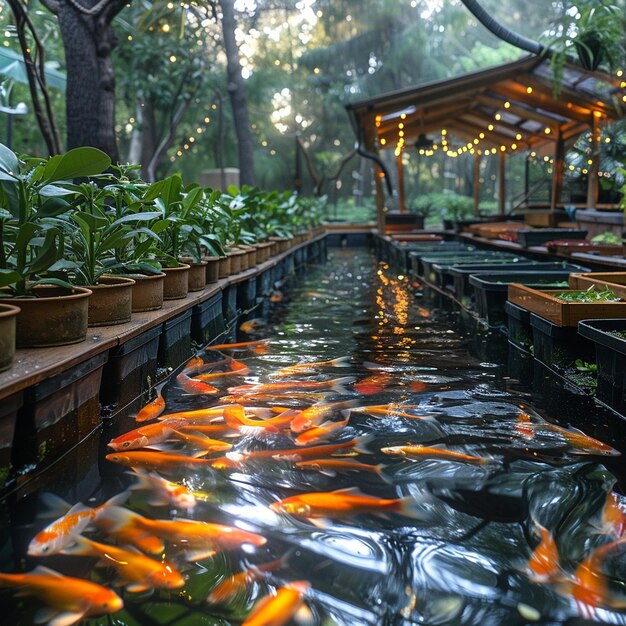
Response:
2,247,626,626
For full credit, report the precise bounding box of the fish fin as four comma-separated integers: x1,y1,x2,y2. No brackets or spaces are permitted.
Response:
126,583,152,593
331,376,356,395
97,505,138,532
376,465,394,484
34,607,59,624
102,490,131,510
319,469,337,477
128,470,152,491
192,450,211,458
31,566,63,577
184,549,217,562
144,443,176,452
295,604,315,625
309,518,333,530
38,493,71,519
60,535,93,556
65,501,91,516
398,496,431,521
47,611,87,626
331,486,367,496
363,361,384,371
353,433,375,455
329,356,352,368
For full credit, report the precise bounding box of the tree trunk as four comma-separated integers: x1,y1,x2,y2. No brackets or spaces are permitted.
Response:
220,0,255,186
42,0,127,162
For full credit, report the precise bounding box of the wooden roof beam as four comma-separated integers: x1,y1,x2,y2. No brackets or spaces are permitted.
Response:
377,100,475,135
447,118,532,149
459,111,535,141
476,94,565,129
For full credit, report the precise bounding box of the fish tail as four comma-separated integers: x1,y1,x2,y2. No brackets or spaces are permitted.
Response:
61,535,95,556
331,376,356,395
375,464,394,484
353,433,375,455
99,490,131,514
329,356,352,368
97,505,140,532
397,496,430,521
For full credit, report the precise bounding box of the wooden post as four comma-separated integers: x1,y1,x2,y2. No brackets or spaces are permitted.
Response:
498,150,506,216
396,152,405,214
550,126,564,210
586,112,601,209
473,151,481,216
363,122,386,233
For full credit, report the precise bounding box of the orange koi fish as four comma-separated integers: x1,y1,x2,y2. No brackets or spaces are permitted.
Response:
239,319,266,334
194,365,249,382
221,393,329,405
599,491,626,537
207,554,290,604
28,491,129,557
105,450,214,471
409,380,428,393
527,520,560,582
135,387,166,422
176,423,241,438
108,418,189,451
223,405,297,435
170,429,233,453
295,458,385,477
269,290,283,303
130,470,196,510
101,507,266,561
94,514,164,555
242,581,310,626
381,444,489,464
228,376,355,396
349,404,428,421
274,356,351,378
548,424,621,456
157,406,231,421
290,399,358,433
354,373,391,395
270,487,427,519
207,339,269,352
183,355,205,372
294,418,349,447
0,566,123,626
63,537,185,592
516,412,536,440
176,372,220,395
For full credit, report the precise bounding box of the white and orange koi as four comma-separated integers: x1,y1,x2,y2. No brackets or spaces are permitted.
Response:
294,418,349,447
274,356,351,378
241,581,310,626
228,376,355,396
130,470,197,510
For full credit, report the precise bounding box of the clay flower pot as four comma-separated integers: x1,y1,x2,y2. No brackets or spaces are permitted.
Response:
227,249,245,274
241,244,257,268
162,264,191,300
186,260,208,292
131,273,165,312
0,285,92,348
203,257,220,284
218,255,231,279
87,276,135,327
0,304,20,372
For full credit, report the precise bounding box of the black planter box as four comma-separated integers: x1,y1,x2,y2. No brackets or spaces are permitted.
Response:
385,212,424,232
505,301,533,352
578,319,626,415
191,292,225,345
394,241,474,273
516,228,588,247
237,277,257,312
530,312,594,373
157,309,193,374
470,263,590,326
222,284,239,322
425,252,518,285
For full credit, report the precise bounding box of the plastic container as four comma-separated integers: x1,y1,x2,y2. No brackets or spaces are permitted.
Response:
426,252,518,286
407,243,476,275
530,312,594,373
516,228,587,247
505,301,533,352
578,319,626,415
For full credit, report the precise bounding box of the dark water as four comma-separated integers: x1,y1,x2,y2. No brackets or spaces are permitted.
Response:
2,248,626,626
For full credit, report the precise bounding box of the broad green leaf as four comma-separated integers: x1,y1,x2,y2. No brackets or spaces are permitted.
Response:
110,211,162,226
41,147,111,183
28,228,62,275
0,144,19,175
0,269,21,288
38,197,72,217
39,184,75,197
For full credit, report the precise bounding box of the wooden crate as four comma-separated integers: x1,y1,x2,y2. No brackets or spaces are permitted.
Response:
546,241,622,256
569,272,626,298
507,283,626,326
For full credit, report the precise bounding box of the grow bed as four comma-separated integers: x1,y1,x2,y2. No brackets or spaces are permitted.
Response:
516,228,588,248
546,240,622,256
429,253,524,289
505,300,533,352
568,272,626,299
420,252,518,284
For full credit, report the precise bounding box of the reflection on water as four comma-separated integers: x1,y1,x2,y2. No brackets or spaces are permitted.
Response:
1,248,626,626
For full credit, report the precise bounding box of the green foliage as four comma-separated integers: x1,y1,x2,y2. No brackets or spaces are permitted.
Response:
575,359,598,373
553,286,620,303
409,192,474,222
590,231,621,245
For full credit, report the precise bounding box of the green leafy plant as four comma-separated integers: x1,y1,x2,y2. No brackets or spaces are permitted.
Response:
575,359,598,373
590,231,621,245
553,286,620,302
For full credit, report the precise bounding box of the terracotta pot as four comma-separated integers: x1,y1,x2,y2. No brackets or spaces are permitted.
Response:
0,285,92,348
270,236,289,254
131,273,165,312
204,256,220,284
0,304,20,372
227,250,245,274
187,261,208,292
236,248,250,272
218,255,231,279
242,245,257,267
257,242,271,263
87,276,135,327
162,264,190,300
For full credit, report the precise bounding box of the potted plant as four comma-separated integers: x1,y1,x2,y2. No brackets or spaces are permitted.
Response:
197,189,227,284
0,303,20,372
0,144,110,346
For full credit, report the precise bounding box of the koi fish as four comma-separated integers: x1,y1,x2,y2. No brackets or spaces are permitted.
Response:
354,373,391,395
169,429,233,453
207,339,269,352
221,393,329,405
381,444,489,464
207,554,290,604
548,424,620,456
294,458,386,477
516,411,536,440
270,487,427,519
290,399,358,433
108,418,189,451
242,581,310,626
527,520,560,581
223,405,298,435
599,491,626,537
94,514,164,555
409,380,428,393
62,536,185,592
28,491,129,557
157,406,231,421
274,356,351,378
183,356,205,372
105,450,214,471
135,386,166,422
130,470,197,510
176,372,220,395
228,376,355,396
0,566,123,626
294,418,349,447
194,366,249,382
269,290,283,303
349,403,419,417
100,507,266,561
239,319,266,334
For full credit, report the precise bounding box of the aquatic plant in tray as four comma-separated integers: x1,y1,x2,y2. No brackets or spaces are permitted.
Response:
552,287,621,303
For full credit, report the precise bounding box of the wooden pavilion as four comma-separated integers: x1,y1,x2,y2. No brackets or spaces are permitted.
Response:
345,56,626,231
